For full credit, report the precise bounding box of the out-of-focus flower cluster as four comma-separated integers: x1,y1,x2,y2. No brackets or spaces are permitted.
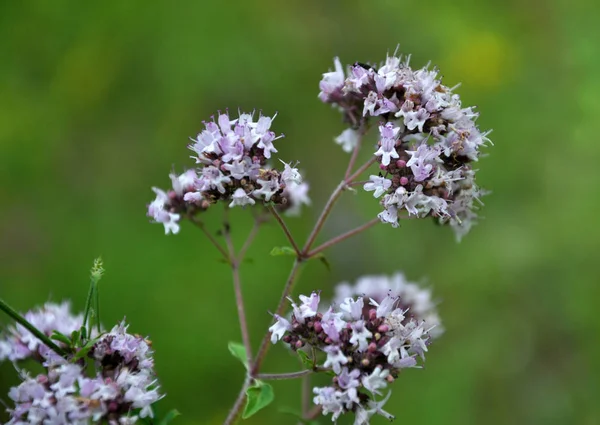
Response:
334,272,443,338
0,302,85,363
270,280,438,424
319,52,491,240
147,111,310,234
0,302,162,424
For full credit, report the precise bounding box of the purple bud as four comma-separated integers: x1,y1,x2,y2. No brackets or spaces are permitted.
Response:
378,324,390,333
396,159,407,168
313,321,323,333
399,177,409,186
368,342,378,353
295,340,304,349
379,164,387,171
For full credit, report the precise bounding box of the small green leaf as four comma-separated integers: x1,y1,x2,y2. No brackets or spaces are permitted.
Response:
228,341,249,370
72,337,99,361
243,380,274,419
269,246,297,256
157,409,181,425
79,325,88,343
297,350,314,369
50,331,72,346
313,254,331,271
70,329,81,344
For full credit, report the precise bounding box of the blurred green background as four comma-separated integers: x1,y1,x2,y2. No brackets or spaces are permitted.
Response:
1,0,599,424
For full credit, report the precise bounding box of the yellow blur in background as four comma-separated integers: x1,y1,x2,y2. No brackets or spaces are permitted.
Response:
1,1,599,424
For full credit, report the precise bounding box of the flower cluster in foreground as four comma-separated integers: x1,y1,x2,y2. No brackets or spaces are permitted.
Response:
147,110,310,234
0,302,162,424
320,52,491,239
270,286,437,424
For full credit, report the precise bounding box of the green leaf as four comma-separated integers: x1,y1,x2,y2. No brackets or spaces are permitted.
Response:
157,409,181,425
71,337,99,361
228,341,249,370
297,350,314,369
313,253,331,271
70,329,81,344
50,331,72,346
243,380,274,419
269,246,297,256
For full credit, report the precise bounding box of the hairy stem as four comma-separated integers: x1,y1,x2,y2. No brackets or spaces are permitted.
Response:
224,230,254,369
0,298,67,357
257,367,328,381
189,216,230,261
347,156,378,183
301,181,346,255
250,258,303,376
307,218,380,258
223,377,252,425
268,206,302,257
344,131,364,180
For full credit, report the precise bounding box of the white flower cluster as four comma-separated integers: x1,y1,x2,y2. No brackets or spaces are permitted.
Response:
270,288,435,424
319,51,491,240
147,111,310,234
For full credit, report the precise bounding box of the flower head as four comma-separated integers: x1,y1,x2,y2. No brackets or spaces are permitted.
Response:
271,276,440,423
3,312,163,424
319,50,491,239
147,110,308,234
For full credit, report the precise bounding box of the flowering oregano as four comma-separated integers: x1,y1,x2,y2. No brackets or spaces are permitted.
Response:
1,46,491,425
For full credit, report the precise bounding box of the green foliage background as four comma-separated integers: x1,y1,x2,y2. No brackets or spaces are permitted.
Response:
1,1,599,424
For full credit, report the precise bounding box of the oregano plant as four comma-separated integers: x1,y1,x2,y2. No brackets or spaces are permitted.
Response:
0,48,490,424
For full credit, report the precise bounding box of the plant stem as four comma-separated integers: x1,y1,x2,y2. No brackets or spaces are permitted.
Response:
307,218,380,258
301,374,310,417
347,156,378,183
223,376,252,425
0,298,67,357
302,180,346,255
268,206,302,257
257,368,327,381
224,230,254,369
189,216,230,261
250,258,303,376
302,155,377,256
237,218,262,262
82,278,95,332
344,130,364,180
224,149,379,424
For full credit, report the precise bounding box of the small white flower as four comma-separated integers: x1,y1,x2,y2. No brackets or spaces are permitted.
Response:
229,188,255,208
280,160,302,185
323,346,348,374
349,320,372,352
361,366,390,395
364,175,392,198
269,315,292,343
252,178,280,201
334,128,360,153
